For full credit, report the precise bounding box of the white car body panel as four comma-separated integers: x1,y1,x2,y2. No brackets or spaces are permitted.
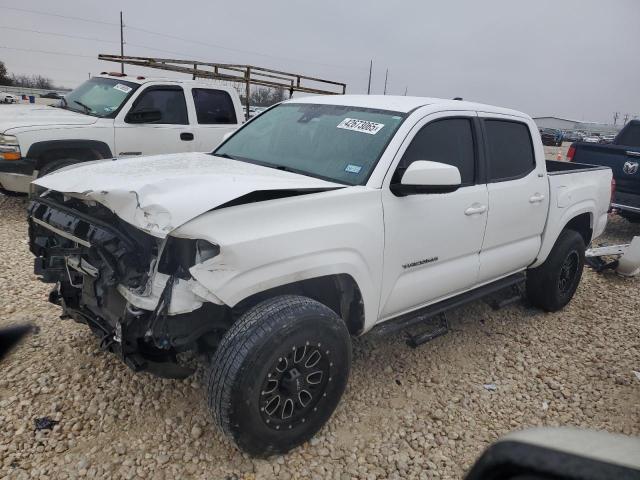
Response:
33,153,343,237
174,187,384,331
0,104,98,133
30,95,613,334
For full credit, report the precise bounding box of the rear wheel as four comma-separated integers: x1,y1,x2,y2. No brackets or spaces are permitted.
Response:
207,295,351,456
526,230,585,311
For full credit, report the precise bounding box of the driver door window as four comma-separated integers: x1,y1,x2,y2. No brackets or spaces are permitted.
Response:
393,118,476,185
126,87,188,124
115,85,194,156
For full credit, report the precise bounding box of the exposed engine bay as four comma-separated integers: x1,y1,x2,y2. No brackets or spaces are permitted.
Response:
28,192,231,378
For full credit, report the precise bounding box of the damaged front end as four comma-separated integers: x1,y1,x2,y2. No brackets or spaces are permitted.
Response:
28,193,231,378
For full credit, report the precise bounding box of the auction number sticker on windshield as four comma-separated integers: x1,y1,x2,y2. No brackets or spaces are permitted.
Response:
113,83,132,94
337,118,384,135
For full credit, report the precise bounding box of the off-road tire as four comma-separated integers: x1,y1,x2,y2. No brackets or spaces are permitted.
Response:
526,229,585,311
207,295,351,456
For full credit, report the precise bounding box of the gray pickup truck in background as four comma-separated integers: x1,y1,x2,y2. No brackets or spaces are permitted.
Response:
568,120,640,223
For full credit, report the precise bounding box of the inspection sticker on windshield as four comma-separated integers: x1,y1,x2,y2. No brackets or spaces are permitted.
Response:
337,118,384,135
345,164,362,174
113,83,132,94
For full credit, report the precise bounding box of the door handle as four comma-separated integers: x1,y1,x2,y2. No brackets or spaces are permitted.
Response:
625,150,640,158
180,132,194,141
464,204,487,216
529,193,545,203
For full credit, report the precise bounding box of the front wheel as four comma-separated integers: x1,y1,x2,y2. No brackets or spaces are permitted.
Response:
526,230,585,311
207,295,352,456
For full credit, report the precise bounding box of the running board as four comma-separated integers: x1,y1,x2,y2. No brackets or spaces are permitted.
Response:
372,273,526,337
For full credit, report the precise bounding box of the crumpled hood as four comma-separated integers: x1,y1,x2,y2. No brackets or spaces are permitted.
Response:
0,104,97,133
33,152,343,237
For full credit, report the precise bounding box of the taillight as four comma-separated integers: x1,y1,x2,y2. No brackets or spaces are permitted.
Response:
566,145,576,162
610,177,616,205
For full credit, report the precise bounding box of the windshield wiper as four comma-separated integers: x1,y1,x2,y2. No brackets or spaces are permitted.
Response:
73,100,92,114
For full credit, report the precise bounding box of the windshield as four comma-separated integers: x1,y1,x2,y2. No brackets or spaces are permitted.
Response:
214,103,406,185
60,77,139,118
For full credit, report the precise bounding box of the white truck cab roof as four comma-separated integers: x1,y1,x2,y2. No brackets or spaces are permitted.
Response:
286,94,530,119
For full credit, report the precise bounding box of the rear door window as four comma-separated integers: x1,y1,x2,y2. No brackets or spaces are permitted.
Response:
484,120,535,182
192,88,238,124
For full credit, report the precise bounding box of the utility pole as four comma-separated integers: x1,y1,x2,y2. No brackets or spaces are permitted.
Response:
404,86,408,96
613,112,619,126
367,60,372,95
624,113,629,125
120,11,125,74
383,68,388,95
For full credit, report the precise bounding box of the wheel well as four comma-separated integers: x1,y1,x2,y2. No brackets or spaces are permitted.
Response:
564,213,592,245
233,274,365,335
28,140,112,170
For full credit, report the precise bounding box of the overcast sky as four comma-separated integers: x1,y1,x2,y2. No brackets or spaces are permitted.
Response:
1,0,638,123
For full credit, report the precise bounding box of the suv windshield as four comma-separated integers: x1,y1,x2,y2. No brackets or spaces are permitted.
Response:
214,103,406,185
60,77,139,118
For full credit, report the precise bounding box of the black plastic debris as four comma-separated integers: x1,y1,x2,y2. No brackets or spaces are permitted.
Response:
34,417,59,431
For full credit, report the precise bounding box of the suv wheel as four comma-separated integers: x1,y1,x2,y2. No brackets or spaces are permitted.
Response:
526,230,585,311
207,295,351,456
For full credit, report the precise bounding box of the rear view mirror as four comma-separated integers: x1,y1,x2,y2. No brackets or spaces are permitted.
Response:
125,109,162,124
465,427,640,480
391,160,461,196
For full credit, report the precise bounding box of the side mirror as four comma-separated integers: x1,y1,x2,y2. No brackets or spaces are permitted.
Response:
125,109,162,124
391,160,462,196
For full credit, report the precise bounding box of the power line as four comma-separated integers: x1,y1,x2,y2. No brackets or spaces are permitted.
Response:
0,46,95,58
0,4,366,72
0,25,119,44
0,5,118,26
0,25,204,59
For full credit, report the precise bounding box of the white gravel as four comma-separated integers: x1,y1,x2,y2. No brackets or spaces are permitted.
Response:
1,194,639,479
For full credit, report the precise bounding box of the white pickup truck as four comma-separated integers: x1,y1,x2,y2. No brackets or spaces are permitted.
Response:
0,73,243,194
28,95,613,455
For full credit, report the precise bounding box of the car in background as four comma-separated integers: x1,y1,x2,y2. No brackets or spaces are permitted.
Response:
599,134,616,144
1,92,20,104
583,135,601,143
539,128,563,146
562,131,582,142
40,92,65,99
246,105,268,119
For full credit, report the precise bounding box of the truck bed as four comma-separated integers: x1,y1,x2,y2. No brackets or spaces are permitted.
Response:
532,161,613,268
545,159,610,175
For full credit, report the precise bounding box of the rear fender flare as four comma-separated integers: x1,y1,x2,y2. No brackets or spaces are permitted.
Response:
531,202,595,268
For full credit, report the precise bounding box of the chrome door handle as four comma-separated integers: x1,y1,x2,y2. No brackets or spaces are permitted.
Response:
529,193,545,203
625,150,640,157
465,204,487,216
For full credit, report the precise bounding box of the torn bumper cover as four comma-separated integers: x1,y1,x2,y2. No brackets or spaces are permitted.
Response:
28,195,230,378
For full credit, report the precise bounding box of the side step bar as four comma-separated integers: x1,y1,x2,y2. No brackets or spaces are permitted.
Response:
372,272,526,338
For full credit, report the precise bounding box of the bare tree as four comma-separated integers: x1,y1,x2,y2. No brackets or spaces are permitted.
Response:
9,73,54,89
0,61,10,86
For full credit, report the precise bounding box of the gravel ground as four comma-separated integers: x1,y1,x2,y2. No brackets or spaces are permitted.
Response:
1,194,639,480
